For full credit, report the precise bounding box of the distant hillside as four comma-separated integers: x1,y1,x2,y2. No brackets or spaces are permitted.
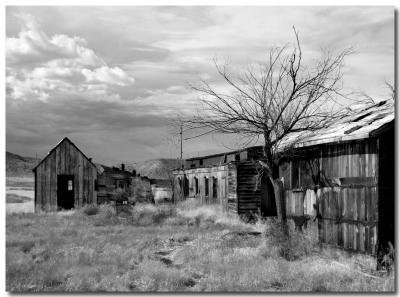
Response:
135,159,182,180
6,152,38,177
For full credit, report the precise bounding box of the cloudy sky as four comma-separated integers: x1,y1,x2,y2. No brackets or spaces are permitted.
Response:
6,6,394,165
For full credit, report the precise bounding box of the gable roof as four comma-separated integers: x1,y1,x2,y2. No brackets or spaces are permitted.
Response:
278,99,394,151
32,137,96,171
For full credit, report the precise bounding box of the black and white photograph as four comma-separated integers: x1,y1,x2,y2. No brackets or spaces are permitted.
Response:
4,4,396,292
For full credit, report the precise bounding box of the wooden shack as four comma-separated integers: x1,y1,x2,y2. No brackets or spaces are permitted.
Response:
33,137,97,211
174,99,394,256
277,99,394,255
173,146,277,217
96,164,133,204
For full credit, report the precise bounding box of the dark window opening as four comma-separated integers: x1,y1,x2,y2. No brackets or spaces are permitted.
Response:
291,160,300,189
199,159,203,166
212,177,218,201
194,177,199,195
205,177,209,196
235,154,240,161
184,176,189,197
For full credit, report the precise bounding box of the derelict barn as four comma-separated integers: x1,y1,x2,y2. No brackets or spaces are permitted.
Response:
278,100,394,255
173,146,277,216
33,137,97,211
173,100,394,255
96,164,133,204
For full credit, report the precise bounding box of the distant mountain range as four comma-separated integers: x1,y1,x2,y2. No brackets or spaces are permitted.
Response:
6,151,182,179
6,152,38,177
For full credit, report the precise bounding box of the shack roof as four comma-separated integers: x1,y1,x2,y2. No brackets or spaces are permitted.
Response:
186,146,263,161
182,99,394,162
278,99,394,151
32,137,96,171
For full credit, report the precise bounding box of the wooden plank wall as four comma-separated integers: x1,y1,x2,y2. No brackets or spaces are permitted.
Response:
236,161,261,216
282,139,379,254
35,139,97,211
227,164,238,214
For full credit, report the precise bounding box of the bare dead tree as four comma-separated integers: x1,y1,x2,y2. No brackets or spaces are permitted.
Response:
184,28,352,231
385,81,395,102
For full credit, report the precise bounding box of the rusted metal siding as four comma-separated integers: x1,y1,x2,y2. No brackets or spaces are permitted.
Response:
282,139,379,254
34,138,97,211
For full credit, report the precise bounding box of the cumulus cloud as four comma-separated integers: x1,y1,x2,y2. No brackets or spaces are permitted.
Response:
6,13,134,102
5,7,394,164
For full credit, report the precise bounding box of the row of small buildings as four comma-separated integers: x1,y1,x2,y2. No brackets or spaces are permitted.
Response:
172,100,394,255
33,139,173,211
32,100,394,256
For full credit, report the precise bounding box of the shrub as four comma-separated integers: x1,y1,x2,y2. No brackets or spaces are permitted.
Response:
82,204,99,216
93,204,119,226
128,204,176,226
112,188,130,202
261,218,318,261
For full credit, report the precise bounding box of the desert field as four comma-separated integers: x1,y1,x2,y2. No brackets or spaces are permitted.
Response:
6,200,394,292
6,176,34,214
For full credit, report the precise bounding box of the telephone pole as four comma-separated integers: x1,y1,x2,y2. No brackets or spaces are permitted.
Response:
180,124,183,169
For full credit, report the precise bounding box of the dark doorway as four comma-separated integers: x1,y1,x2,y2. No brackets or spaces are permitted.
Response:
212,177,218,202
183,175,189,198
57,175,75,210
260,174,277,216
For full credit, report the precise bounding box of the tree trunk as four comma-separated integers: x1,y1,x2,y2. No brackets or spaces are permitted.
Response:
269,176,288,235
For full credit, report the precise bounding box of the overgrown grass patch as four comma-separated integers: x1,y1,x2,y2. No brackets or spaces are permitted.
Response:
6,202,395,292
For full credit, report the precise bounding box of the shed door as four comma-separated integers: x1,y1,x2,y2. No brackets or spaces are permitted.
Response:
260,175,277,216
57,175,75,210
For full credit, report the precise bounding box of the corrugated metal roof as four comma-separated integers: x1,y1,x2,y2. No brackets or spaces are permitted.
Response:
278,99,394,151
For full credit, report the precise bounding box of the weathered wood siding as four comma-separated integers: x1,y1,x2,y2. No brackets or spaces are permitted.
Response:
281,139,379,254
236,162,261,216
173,161,271,217
173,165,229,207
34,139,97,211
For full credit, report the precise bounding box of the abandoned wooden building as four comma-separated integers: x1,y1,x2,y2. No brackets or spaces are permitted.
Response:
173,99,394,255
96,163,133,204
33,137,97,211
173,146,277,215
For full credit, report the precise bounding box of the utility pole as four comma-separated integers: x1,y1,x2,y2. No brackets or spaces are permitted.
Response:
180,124,183,169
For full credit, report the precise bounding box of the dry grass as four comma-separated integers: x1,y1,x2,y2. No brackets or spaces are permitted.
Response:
6,201,395,292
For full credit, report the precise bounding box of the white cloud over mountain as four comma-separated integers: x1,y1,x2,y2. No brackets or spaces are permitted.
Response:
6,13,134,102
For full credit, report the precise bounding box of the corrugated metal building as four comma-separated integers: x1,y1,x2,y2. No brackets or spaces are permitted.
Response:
32,137,97,211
